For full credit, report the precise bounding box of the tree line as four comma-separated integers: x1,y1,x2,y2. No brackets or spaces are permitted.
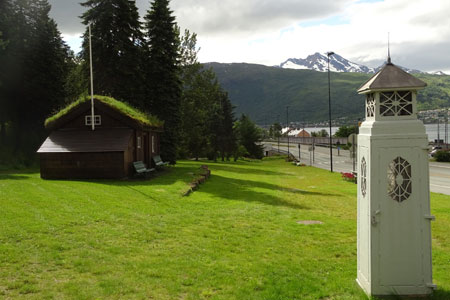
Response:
0,0,264,166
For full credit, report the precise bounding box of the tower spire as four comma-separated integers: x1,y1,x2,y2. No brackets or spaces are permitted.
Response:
387,32,392,64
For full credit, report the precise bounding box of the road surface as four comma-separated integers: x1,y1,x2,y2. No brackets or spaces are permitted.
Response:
264,142,450,195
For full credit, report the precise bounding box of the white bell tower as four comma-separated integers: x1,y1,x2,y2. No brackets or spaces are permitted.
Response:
356,59,435,296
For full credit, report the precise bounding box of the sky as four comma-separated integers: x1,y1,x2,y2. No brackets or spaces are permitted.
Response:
49,0,450,73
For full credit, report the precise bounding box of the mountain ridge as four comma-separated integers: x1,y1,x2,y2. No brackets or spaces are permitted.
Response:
278,52,444,75
205,62,450,124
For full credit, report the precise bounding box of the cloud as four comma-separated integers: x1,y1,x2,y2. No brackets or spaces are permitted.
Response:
48,0,85,35
47,0,450,72
171,0,351,37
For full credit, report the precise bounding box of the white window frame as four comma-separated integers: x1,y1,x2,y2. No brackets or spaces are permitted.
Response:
137,136,142,149
85,115,101,126
152,136,155,153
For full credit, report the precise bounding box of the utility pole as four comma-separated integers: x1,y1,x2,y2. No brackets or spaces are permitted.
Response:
89,23,95,131
327,51,335,172
277,114,280,153
286,106,290,159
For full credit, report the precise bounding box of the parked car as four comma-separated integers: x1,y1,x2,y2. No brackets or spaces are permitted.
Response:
430,146,443,157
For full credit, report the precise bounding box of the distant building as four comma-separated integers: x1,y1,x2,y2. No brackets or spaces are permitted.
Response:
296,129,311,137
37,96,163,179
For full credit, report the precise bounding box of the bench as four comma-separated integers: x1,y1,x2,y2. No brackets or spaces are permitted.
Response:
133,161,155,177
153,155,169,168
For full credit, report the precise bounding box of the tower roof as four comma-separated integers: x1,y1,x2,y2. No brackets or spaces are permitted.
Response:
357,63,427,94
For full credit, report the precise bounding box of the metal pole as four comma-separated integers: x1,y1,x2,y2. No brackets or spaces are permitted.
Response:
287,106,290,159
327,52,334,172
89,23,95,131
298,143,301,161
437,117,440,145
277,114,280,153
445,113,448,149
352,134,356,173
312,137,315,163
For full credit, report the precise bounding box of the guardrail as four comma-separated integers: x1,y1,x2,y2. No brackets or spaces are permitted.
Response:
264,136,348,145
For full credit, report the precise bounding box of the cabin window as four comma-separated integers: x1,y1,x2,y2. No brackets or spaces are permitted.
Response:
152,136,155,153
137,136,142,149
85,115,101,126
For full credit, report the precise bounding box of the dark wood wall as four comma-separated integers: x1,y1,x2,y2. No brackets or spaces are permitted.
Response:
40,152,126,179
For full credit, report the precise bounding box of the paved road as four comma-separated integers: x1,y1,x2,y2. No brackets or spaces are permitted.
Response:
264,142,450,195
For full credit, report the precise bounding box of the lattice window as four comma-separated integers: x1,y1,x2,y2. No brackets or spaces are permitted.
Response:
387,157,412,202
361,157,367,197
380,91,413,117
366,94,375,118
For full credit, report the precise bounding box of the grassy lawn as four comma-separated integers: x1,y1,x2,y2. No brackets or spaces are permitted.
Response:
1,157,449,299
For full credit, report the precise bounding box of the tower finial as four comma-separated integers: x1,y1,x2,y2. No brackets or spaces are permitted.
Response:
387,32,392,64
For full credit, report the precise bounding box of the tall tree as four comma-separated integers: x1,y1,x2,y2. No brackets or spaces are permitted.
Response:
0,0,12,143
234,114,264,159
0,0,70,153
143,0,181,164
80,0,145,108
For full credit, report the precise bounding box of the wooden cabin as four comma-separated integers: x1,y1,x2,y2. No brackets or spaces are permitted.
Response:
37,96,163,179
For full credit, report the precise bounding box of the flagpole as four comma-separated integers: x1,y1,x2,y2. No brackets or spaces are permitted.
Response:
89,23,95,131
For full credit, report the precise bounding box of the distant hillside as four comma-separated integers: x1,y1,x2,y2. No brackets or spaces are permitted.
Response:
206,62,450,125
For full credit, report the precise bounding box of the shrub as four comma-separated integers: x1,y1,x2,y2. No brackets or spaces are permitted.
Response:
435,150,450,162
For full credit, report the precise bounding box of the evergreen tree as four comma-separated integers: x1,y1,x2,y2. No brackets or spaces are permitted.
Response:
0,0,70,153
143,0,181,164
234,114,264,159
219,92,236,160
178,29,235,161
80,0,145,108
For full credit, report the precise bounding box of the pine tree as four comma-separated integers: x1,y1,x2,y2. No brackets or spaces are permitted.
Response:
0,0,70,153
234,114,264,159
80,0,145,108
144,0,181,164
218,92,236,161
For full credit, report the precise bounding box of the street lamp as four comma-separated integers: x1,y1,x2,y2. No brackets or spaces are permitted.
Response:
277,114,280,153
286,106,290,159
327,51,335,172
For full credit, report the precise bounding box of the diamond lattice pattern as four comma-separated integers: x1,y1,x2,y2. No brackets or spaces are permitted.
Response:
387,157,412,202
380,91,413,117
366,94,375,118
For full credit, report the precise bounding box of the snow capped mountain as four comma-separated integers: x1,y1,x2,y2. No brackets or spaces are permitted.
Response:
428,70,448,75
280,52,375,73
279,52,424,74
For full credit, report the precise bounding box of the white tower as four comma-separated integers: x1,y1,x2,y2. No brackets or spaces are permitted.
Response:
356,60,435,296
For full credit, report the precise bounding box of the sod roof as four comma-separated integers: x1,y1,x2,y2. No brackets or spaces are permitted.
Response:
45,95,163,129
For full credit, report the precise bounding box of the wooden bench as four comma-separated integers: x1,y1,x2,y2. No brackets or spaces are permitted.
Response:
153,155,169,168
133,161,155,177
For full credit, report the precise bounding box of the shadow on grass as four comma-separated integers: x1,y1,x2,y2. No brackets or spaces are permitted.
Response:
199,174,340,210
370,288,450,300
205,163,290,177
0,174,30,180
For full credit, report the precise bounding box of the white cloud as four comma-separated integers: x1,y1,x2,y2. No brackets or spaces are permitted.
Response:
50,0,450,72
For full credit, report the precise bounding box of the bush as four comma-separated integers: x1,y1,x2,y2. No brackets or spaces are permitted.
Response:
435,150,450,162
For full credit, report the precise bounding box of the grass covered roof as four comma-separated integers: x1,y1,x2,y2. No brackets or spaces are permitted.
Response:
45,95,163,129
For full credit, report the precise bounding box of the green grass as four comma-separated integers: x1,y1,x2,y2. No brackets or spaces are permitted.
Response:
44,95,163,128
1,157,449,299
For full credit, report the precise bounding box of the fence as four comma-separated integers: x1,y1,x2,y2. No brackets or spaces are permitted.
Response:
265,136,348,146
